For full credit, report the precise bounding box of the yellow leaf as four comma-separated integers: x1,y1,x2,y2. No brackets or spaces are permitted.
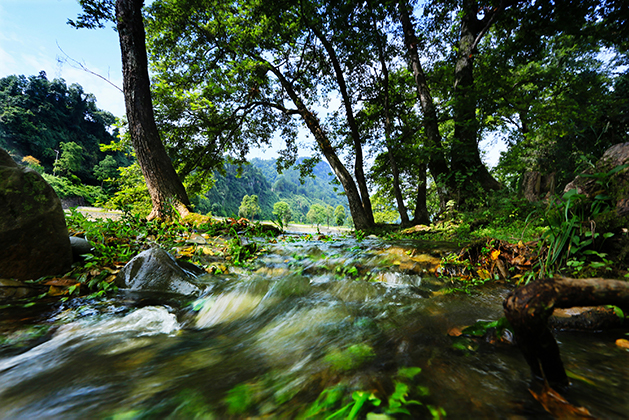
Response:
616,338,629,349
178,246,196,257
490,249,501,260
477,269,491,279
48,285,66,296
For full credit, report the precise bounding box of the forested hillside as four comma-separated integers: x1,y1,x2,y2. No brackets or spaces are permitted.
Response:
193,157,349,223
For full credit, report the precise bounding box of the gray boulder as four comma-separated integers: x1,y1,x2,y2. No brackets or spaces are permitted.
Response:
69,236,95,261
564,142,629,216
0,148,72,280
115,248,203,296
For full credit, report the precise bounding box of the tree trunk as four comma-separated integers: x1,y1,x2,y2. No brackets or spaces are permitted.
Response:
412,162,430,225
504,277,629,387
398,0,451,206
373,12,409,225
450,0,502,204
116,0,190,220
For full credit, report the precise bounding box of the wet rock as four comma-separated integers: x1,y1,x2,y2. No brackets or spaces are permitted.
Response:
0,278,47,299
115,248,202,296
69,236,95,261
0,148,72,280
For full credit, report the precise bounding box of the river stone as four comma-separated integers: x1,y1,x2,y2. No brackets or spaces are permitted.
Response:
115,248,202,296
0,148,73,280
69,236,95,261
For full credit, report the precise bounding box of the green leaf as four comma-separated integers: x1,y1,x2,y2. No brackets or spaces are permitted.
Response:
397,366,422,380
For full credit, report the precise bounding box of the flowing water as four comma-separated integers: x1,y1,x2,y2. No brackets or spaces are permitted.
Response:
0,237,628,419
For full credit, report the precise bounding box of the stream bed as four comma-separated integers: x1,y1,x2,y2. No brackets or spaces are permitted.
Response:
0,236,627,419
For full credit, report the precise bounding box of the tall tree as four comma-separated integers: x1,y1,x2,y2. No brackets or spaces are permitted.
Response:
398,0,452,206
146,0,376,229
449,0,506,199
70,0,191,220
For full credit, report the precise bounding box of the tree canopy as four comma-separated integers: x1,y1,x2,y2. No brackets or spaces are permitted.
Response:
0,72,120,184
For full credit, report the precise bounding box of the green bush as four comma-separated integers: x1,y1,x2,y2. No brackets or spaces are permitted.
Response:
42,173,106,205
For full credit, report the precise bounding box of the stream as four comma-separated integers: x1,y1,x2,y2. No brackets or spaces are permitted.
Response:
0,236,628,419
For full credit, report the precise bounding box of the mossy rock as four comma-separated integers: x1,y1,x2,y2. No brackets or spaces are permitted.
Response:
0,148,72,280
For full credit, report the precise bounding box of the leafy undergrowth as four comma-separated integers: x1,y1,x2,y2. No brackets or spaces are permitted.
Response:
383,190,629,292
14,210,282,303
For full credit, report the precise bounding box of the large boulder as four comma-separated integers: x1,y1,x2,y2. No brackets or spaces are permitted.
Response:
115,248,203,296
0,148,73,280
564,142,629,216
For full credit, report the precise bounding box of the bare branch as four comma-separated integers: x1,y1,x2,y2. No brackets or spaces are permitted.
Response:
56,42,123,93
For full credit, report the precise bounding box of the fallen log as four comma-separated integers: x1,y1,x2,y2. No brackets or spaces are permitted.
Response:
503,277,629,386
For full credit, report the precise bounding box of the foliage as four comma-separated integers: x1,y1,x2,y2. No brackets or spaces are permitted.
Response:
273,201,292,225
238,195,261,221
537,184,620,279
0,73,121,184
371,192,401,224
334,205,346,227
93,155,119,184
21,155,44,173
62,209,279,297
53,141,84,176
302,366,444,419
306,204,326,227
105,162,152,217
42,173,106,205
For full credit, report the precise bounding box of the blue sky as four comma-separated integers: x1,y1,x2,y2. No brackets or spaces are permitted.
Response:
0,0,125,116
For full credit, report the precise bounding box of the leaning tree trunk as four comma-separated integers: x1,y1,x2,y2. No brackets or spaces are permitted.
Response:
265,63,373,231
399,0,452,207
116,0,190,220
504,277,629,387
308,25,374,226
373,13,409,226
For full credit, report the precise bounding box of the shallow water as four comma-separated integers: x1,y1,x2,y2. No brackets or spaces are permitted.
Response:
0,237,627,419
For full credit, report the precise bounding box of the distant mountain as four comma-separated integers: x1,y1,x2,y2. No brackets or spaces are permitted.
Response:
192,158,348,223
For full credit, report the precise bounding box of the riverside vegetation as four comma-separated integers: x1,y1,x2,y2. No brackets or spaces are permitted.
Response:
2,0,629,416
1,170,628,417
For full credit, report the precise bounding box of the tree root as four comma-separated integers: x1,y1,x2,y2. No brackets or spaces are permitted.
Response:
503,277,629,386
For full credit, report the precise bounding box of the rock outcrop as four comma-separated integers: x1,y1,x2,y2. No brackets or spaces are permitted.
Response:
0,148,73,280
564,142,629,216
115,248,203,296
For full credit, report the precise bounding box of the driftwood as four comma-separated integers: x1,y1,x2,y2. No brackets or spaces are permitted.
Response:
503,277,629,386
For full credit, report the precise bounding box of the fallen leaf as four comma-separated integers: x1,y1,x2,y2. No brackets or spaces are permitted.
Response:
448,327,463,337
44,278,79,287
529,383,594,419
615,338,629,349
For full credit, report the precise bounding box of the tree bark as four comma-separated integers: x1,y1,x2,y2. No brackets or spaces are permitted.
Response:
398,0,451,206
450,0,505,204
504,277,629,387
412,162,430,225
116,0,190,220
